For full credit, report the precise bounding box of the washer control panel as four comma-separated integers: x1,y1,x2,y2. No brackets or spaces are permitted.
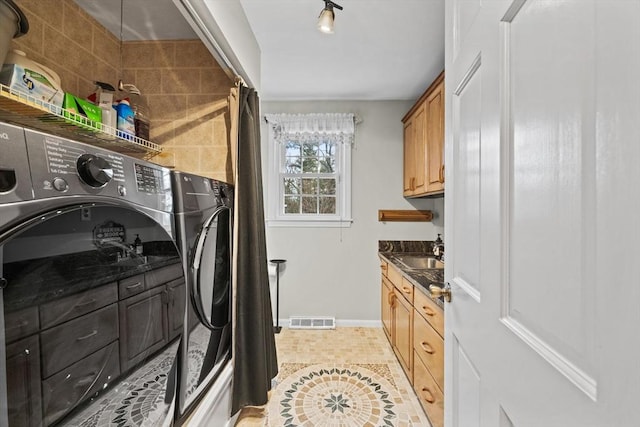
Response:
23,128,173,212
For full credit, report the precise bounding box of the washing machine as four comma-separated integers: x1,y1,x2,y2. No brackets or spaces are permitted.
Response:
170,170,233,424
0,122,187,426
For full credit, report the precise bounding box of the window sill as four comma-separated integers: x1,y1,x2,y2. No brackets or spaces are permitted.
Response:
266,218,353,228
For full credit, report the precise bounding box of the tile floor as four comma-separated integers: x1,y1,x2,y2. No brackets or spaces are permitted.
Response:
235,327,431,426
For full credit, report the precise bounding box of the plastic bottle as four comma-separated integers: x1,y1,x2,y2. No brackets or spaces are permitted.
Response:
115,98,135,140
121,83,150,141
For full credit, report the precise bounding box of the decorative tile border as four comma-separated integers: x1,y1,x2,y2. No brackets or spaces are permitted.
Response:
268,363,424,427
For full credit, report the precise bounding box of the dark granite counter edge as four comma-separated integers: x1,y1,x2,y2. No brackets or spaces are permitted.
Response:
5,256,182,311
378,252,445,310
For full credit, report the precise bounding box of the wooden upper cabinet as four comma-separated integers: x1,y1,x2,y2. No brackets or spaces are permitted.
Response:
425,79,445,194
402,71,445,197
403,119,416,194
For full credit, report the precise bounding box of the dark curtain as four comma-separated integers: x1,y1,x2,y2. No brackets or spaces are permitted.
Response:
231,86,278,414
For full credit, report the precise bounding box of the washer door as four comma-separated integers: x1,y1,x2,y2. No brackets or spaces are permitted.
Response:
191,206,231,330
0,204,184,427
182,205,232,413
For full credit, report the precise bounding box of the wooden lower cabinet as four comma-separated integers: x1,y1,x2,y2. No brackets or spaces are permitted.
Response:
167,278,186,341
119,286,169,372
414,311,444,389
6,335,42,427
392,287,413,378
381,277,393,339
380,258,445,427
413,350,444,427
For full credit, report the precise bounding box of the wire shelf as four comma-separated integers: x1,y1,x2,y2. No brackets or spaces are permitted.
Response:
0,84,162,159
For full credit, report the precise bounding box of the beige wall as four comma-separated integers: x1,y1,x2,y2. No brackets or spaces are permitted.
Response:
121,41,234,182
11,0,120,98
10,0,234,182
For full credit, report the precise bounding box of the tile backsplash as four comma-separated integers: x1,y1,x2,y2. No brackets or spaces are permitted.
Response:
378,240,434,254
10,0,234,183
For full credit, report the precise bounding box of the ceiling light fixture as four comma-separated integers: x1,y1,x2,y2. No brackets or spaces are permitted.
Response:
317,0,343,34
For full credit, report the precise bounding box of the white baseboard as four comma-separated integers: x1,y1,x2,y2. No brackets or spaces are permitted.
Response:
276,319,382,328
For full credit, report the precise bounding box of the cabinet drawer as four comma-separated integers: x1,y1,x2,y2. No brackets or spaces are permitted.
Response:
398,277,414,305
380,259,389,278
5,306,39,343
119,273,145,299
414,310,444,391
414,288,444,337
146,263,183,289
42,341,120,426
41,304,119,378
413,351,444,427
40,282,118,329
387,263,403,287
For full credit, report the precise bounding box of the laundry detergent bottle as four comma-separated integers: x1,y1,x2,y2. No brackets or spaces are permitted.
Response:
115,98,135,140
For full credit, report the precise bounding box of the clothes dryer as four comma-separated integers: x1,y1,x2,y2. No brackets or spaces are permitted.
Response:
170,171,233,423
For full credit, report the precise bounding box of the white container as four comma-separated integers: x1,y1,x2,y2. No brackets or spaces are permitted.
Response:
100,105,117,140
0,49,63,108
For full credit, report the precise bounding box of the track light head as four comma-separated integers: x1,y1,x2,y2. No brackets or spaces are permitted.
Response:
318,0,343,34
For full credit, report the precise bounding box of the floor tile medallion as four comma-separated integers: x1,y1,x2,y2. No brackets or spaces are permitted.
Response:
268,363,416,427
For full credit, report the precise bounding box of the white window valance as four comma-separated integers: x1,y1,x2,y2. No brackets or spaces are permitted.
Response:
265,113,356,145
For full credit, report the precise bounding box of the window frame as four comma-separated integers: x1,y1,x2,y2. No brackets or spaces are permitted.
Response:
267,126,352,228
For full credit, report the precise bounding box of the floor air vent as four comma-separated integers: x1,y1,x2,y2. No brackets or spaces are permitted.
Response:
289,316,335,330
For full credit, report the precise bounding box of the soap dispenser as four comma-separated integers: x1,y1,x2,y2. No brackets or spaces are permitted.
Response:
433,234,444,260
134,234,143,255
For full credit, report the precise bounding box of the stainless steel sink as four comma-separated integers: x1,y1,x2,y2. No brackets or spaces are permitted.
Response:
394,255,444,270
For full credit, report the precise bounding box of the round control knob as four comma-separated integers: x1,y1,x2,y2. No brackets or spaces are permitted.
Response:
118,185,127,196
77,154,113,187
52,177,69,192
218,186,226,200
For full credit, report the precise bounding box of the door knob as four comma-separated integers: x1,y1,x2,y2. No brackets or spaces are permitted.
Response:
429,283,451,302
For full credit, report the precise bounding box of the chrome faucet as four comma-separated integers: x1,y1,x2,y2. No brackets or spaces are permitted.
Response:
432,234,444,262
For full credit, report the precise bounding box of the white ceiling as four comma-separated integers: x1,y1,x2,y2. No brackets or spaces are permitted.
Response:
73,0,197,41
74,0,444,102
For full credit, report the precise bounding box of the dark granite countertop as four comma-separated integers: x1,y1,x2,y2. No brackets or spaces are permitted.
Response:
4,249,181,311
378,250,445,309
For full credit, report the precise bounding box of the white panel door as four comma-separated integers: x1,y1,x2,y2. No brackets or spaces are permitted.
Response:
444,1,640,426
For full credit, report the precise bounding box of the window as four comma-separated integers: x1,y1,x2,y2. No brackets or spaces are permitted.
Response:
265,113,354,227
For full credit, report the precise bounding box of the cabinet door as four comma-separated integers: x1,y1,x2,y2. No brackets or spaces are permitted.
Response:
6,335,42,427
119,286,168,372
392,288,413,378
425,79,445,194
167,279,186,341
403,119,415,195
381,277,393,340
413,102,427,194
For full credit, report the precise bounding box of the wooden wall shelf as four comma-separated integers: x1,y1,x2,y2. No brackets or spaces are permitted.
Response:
378,210,433,222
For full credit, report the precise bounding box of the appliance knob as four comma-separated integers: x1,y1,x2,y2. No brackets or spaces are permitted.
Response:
218,187,226,199
52,177,69,192
118,185,127,196
77,154,113,187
